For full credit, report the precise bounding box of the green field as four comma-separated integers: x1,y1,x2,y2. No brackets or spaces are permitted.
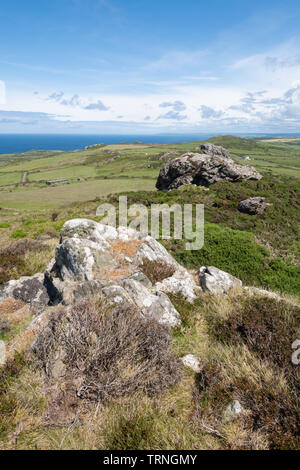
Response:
0,136,300,210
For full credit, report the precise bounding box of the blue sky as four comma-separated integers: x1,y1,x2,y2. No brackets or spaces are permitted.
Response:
1,0,300,133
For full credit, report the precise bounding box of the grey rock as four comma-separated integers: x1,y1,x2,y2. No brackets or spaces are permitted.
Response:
55,237,114,281
199,143,231,160
238,197,271,215
135,236,179,270
60,218,107,244
156,152,262,190
0,340,6,366
182,354,200,372
101,284,136,313
127,272,152,287
0,273,49,309
224,400,244,421
155,268,201,303
198,266,242,295
122,278,181,327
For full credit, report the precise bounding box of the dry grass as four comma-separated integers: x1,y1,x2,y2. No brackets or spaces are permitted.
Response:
110,239,142,258
0,299,25,315
0,238,55,285
1,288,299,450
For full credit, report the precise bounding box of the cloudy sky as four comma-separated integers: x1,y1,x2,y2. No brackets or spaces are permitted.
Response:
1,0,300,134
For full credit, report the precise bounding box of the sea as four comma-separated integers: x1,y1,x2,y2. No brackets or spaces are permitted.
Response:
0,133,300,155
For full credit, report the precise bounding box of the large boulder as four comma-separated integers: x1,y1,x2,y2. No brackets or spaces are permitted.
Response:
198,266,242,295
156,152,262,190
0,273,49,310
238,197,271,215
198,143,231,160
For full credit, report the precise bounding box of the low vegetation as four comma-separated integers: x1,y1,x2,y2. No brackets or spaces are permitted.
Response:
0,137,299,450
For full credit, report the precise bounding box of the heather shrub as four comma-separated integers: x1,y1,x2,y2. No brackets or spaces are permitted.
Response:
139,259,176,284
32,300,183,403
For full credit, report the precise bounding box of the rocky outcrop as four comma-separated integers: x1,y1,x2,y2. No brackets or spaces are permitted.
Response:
238,197,271,215
0,273,49,310
198,143,231,160
156,151,262,190
39,220,190,327
198,266,242,295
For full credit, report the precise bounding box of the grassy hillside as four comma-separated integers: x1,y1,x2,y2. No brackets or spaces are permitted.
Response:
0,136,300,209
0,136,299,450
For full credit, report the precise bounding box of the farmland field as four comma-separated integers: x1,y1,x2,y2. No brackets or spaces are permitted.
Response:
0,136,299,211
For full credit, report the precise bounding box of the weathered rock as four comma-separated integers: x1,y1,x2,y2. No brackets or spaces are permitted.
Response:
122,278,181,327
127,271,152,287
55,237,114,282
97,224,145,242
224,400,244,421
182,354,200,372
62,280,108,305
244,286,281,300
155,268,201,303
60,218,106,244
101,284,136,313
238,197,271,215
198,266,242,295
156,152,262,190
198,143,231,160
135,236,179,270
0,273,49,309
0,340,6,366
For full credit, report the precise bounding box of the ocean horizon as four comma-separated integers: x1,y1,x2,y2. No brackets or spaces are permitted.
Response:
1,133,300,155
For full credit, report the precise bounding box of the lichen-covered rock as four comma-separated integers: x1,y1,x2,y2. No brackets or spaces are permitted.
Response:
0,273,49,309
101,284,136,313
60,218,107,243
122,278,181,327
156,152,262,190
135,236,179,270
198,143,231,160
198,266,242,294
238,197,271,215
155,268,201,303
96,224,145,242
127,271,152,287
55,237,114,281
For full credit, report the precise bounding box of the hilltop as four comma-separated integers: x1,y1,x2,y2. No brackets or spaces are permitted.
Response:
0,136,299,450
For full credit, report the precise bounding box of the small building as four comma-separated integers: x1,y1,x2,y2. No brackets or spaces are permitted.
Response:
46,179,69,186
